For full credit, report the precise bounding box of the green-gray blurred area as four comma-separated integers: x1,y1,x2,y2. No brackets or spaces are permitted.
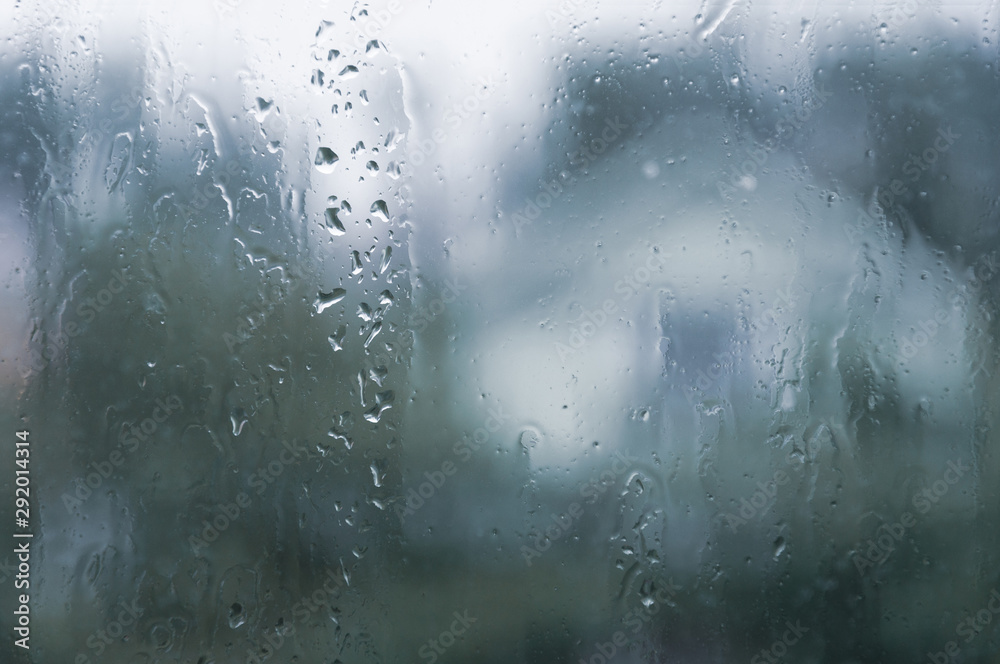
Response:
1,1,999,663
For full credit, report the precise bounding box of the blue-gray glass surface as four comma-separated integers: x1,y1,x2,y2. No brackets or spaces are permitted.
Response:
1,1,999,663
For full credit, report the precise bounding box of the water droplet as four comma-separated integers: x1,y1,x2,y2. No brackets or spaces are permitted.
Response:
314,147,339,174
357,302,373,322
105,132,133,191
229,603,246,629
324,207,346,236
328,428,353,450
519,428,541,452
316,289,346,313
252,97,274,121
328,324,347,351
370,199,389,222
363,321,382,348
231,410,248,436
363,389,392,422
369,365,388,386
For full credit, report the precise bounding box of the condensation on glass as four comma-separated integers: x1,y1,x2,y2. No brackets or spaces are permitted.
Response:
1,1,998,663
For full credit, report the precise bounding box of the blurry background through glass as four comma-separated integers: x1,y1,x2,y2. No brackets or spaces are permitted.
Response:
1,0,1000,662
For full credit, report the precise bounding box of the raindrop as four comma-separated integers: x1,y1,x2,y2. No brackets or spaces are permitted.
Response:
369,365,388,386
324,207,346,236
328,324,347,351
314,147,339,174
252,97,274,121
363,321,383,348
105,132,133,191
626,472,645,495
370,199,389,222
363,389,392,422
316,289,347,313
231,410,248,436
519,428,541,452
338,65,360,78
357,302,373,322
228,603,246,629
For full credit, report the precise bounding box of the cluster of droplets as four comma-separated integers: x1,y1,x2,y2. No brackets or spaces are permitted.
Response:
307,7,411,482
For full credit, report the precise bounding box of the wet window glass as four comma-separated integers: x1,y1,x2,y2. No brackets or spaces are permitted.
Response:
2,1,999,663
